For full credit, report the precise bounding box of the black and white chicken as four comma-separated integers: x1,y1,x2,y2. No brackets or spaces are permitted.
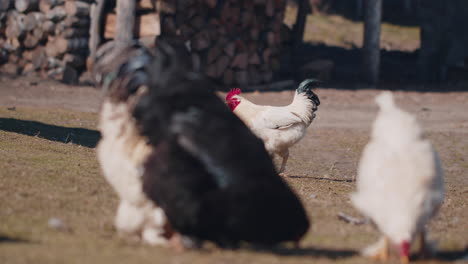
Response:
94,39,310,249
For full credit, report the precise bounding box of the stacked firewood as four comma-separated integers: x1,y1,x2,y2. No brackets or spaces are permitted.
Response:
1,0,91,83
159,0,292,87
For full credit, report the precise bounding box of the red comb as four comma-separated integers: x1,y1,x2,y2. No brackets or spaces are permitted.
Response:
226,88,241,101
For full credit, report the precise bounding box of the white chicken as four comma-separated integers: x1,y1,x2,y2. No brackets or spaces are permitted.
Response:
225,79,321,176
351,92,444,263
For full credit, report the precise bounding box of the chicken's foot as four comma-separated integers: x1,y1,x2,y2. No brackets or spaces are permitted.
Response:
362,236,389,261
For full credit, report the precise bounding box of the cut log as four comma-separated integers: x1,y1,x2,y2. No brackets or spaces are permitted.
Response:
31,46,47,69
15,0,39,13
41,20,55,34
46,37,88,57
5,12,26,39
46,5,66,22
23,32,41,48
60,27,89,38
230,52,248,69
22,49,35,60
39,0,64,13
62,16,89,27
24,12,46,32
7,37,22,49
53,20,66,35
31,27,48,42
22,62,35,74
64,0,90,17
0,0,12,11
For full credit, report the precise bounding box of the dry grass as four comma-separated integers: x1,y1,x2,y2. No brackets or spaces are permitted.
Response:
284,5,420,51
0,104,466,264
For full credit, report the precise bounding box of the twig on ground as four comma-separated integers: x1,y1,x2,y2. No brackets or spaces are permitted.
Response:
337,212,368,225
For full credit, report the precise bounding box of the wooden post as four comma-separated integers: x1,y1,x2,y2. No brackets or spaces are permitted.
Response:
115,0,135,47
292,0,310,47
89,0,105,66
362,0,382,86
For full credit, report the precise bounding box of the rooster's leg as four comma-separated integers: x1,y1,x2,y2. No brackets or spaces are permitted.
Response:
278,150,289,176
362,236,389,261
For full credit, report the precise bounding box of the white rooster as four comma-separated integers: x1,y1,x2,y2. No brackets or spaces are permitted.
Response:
225,79,321,176
351,92,444,263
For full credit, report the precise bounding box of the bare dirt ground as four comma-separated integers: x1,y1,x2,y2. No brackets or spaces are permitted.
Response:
0,75,467,264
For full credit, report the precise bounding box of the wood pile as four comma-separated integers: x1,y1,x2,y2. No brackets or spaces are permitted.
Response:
159,0,292,87
1,0,292,87
0,0,91,83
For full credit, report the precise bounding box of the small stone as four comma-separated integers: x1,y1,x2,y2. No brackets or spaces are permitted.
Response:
48,217,66,230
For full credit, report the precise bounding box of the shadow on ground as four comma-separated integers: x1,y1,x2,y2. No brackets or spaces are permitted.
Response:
0,118,100,148
289,175,353,183
260,245,466,262
0,235,28,244
416,250,468,262
269,246,357,259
